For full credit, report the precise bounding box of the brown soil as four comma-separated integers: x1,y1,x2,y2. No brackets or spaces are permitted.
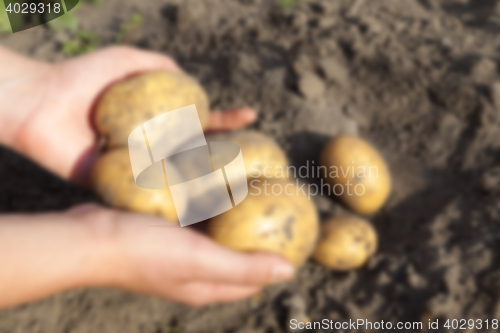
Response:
2,0,500,332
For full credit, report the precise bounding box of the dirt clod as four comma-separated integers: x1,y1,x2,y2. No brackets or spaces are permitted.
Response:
297,72,326,100
318,57,349,86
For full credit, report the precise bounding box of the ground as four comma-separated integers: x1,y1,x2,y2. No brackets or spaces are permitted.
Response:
1,0,500,332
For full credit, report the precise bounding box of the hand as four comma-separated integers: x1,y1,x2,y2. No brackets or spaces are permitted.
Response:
83,205,294,306
72,205,295,307
0,46,294,310
0,204,294,309
0,46,257,183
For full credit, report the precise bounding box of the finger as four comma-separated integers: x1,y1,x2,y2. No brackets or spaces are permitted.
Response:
66,203,102,216
58,46,182,105
206,107,257,133
175,282,261,307
188,235,295,286
64,45,182,78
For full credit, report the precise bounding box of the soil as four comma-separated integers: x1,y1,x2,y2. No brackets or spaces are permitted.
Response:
2,0,500,332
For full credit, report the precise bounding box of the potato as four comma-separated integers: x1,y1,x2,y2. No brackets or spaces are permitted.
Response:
207,178,319,267
313,216,377,271
207,130,289,179
94,71,210,148
320,135,391,215
90,148,186,222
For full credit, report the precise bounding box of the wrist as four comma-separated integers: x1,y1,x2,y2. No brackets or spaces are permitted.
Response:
75,208,129,289
0,209,122,309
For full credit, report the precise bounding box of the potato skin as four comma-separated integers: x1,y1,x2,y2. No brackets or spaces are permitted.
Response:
207,131,289,179
207,178,319,267
313,216,377,271
90,148,184,222
320,135,391,215
94,71,210,148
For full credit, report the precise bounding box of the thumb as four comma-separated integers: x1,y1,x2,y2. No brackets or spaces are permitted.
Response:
189,235,296,286
206,107,257,133
59,46,182,107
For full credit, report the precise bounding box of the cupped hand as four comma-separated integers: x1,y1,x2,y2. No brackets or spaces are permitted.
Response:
6,46,256,183
0,46,295,309
0,204,294,309
68,205,294,307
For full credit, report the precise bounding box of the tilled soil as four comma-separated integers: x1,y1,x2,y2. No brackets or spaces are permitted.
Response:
2,0,500,332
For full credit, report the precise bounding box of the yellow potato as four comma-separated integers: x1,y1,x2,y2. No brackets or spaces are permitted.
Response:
207,130,289,179
90,148,185,222
94,71,210,148
313,216,377,271
207,178,319,267
320,135,391,214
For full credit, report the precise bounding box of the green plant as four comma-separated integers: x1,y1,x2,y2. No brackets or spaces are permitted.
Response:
115,12,143,43
48,12,79,31
277,0,299,10
62,31,99,57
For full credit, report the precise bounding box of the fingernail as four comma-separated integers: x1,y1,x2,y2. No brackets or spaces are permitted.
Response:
272,263,295,283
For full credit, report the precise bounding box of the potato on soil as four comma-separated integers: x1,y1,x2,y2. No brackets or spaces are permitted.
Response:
90,148,185,222
207,178,319,267
313,216,377,271
320,135,391,215
94,71,210,148
207,130,289,179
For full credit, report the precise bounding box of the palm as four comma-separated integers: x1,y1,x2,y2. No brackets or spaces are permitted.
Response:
17,47,256,183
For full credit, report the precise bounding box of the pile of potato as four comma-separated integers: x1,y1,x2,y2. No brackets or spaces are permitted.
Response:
91,71,391,272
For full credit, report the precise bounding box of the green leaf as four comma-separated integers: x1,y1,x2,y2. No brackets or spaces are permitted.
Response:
121,12,142,31
48,12,79,31
62,30,98,57
115,12,142,43
277,0,299,10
